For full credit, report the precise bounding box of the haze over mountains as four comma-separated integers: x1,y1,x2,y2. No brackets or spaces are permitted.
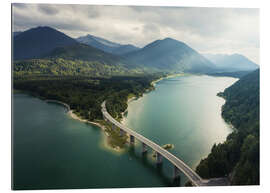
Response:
76,34,140,55
124,38,215,73
46,43,128,67
13,26,78,60
204,53,259,72
13,26,258,76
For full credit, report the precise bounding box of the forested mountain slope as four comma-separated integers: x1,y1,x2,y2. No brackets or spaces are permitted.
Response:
13,26,78,60
196,69,259,185
125,38,216,73
45,43,128,66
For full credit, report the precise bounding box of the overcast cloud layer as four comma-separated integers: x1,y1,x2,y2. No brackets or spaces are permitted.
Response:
12,4,259,63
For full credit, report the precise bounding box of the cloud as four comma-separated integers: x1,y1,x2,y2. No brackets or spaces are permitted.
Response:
12,4,259,63
38,5,59,15
13,3,27,9
143,23,161,39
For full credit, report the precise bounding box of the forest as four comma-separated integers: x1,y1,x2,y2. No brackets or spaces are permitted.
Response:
195,69,259,185
13,58,143,77
14,74,161,122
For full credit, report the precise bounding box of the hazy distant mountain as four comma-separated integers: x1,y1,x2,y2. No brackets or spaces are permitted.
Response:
125,38,216,73
112,44,140,55
204,53,259,72
13,26,78,60
76,34,140,55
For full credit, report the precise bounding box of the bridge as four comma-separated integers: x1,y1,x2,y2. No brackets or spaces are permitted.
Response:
101,101,210,186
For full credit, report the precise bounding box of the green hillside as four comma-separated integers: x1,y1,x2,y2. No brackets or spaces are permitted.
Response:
13,58,141,77
13,26,78,60
125,38,216,73
46,43,128,66
196,69,259,185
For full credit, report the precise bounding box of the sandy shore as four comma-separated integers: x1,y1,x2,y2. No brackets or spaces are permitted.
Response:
45,100,111,140
67,110,104,128
120,96,136,122
67,109,126,153
151,73,184,86
45,100,105,130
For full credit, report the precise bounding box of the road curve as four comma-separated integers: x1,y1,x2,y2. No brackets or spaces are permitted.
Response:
101,101,206,186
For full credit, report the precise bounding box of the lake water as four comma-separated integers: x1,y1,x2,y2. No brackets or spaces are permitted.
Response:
12,75,237,189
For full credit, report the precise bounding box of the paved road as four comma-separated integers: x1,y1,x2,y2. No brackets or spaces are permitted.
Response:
101,101,207,186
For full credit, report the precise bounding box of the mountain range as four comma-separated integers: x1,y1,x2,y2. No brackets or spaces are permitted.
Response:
13,26,259,76
13,26,78,60
204,53,259,72
124,38,215,73
76,34,140,55
45,43,128,67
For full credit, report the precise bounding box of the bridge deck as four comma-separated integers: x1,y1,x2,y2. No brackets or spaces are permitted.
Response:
101,101,206,186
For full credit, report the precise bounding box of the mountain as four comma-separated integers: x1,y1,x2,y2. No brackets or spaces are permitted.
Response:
13,26,78,60
112,44,140,55
76,34,140,55
124,38,216,73
13,42,144,77
45,43,127,66
204,53,259,72
207,70,253,78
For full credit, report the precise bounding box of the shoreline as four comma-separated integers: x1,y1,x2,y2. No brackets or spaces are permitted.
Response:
45,99,106,130
120,73,237,175
121,73,185,125
23,73,185,153
44,99,125,153
151,73,184,87
82,73,185,152
67,109,126,153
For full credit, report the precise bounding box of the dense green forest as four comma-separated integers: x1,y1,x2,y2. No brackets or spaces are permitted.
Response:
196,69,259,185
14,58,143,77
13,56,165,149
14,75,161,121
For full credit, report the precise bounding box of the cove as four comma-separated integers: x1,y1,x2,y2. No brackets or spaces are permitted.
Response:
13,94,172,189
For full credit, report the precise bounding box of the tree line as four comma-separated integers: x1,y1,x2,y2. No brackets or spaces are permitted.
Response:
196,69,259,185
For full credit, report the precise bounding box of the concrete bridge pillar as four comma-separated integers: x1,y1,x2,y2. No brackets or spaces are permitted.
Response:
130,135,135,145
156,152,163,164
142,142,147,153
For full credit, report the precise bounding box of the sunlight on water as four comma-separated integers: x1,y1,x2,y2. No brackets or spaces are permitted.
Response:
123,75,237,169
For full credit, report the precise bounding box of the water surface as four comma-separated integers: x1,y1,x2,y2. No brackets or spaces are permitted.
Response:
13,94,171,189
122,75,237,168
13,75,237,189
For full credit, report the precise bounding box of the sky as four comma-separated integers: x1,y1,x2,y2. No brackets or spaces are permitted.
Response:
12,3,260,64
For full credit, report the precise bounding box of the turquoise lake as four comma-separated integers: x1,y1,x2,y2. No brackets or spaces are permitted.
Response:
13,75,237,189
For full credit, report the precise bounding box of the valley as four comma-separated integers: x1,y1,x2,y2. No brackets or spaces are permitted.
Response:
12,25,260,188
